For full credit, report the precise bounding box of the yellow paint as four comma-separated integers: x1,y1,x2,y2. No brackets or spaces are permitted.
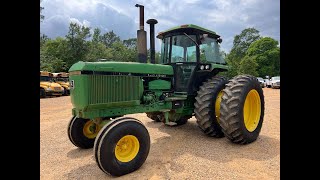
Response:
82,120,100,139
40,71,64,93
243,89,261,132
115,135,140,162
215,91,223,123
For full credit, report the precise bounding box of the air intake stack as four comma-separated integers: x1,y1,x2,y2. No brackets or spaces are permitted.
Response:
146,19,158,64
135,4,147,63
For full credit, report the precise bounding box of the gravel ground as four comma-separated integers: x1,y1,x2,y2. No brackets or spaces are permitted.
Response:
40,88,280,180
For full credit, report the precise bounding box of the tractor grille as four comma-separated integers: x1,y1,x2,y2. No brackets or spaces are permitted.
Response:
54,87,61,91
87,75,142,104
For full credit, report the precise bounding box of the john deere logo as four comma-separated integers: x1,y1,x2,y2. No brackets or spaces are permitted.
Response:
70,80,74,89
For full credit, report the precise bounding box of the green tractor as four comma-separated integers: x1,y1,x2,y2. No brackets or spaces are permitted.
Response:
67,4,264,176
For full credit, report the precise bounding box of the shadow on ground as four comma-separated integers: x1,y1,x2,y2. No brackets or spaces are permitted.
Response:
64,117,279,179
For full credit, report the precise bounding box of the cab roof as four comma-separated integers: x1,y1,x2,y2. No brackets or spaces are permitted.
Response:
157,24,220,39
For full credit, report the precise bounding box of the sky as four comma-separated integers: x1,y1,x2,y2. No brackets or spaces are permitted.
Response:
40,0,280,53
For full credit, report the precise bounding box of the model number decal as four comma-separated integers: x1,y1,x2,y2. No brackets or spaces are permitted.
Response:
70,80,74,89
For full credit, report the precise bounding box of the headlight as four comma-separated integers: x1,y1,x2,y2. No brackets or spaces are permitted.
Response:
200,65,204,70
205,65,210,70
46,87,52,91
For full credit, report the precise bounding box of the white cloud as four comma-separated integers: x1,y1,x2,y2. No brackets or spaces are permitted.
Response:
40,0,279,52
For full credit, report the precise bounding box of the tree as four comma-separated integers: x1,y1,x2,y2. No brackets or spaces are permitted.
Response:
92,28,101,43
226,28,261,77
238,56,258,76
40,34,49,48
41,37,70,72
85,42,113,62
100,30,120,48
65,22,91,67
110,42,138,62
123,38,137,49
246,37,280,77
40,6,44,22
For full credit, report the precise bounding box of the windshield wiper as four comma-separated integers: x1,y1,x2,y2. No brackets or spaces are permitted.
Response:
183,33,199,47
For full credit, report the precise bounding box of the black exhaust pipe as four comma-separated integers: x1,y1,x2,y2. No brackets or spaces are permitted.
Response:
147,19,158,64
135,4,147,63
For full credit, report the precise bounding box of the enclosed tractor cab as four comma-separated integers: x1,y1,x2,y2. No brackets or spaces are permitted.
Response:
52,72,70,95
67,4,265,177
40,71,64,98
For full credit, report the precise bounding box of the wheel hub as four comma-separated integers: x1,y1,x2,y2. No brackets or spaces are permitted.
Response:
115,135,140,162
83,121,100,139
243,89,261,132
215,91,223,123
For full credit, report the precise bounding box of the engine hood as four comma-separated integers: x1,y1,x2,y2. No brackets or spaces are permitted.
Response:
69,61,173,76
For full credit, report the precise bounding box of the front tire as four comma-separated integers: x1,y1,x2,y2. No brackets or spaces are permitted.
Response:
94,117,150,176
219,75,265,144
194,76,228,137
68,117,101,149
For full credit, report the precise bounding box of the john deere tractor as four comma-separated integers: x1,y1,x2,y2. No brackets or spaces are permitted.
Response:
67,4,264,176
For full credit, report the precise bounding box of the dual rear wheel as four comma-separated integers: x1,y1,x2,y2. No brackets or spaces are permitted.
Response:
195,75,265,144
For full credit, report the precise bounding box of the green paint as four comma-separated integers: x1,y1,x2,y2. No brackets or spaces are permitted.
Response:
68,24,229,125
212,63,229,70
72,102,172,119
69,61,173,75
148,80,171,90
70,75,143,110
157,24,218,38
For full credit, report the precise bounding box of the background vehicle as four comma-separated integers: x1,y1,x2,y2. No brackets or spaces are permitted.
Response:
265,79,271,88
271,76,280,88
257,77,266,88
67,4,265,176
52,72,70,95
40,71,64,98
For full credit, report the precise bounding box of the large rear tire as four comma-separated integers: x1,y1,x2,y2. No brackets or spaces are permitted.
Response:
68,117,101,149
194,76,228,137
219,75,265,144
94,117,150,176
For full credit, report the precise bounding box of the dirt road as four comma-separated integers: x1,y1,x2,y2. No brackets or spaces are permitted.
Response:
40,88,280,179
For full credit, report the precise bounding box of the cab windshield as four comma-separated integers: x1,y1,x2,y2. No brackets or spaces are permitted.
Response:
199,37,226,64
161,35,197,64
160,34,226,64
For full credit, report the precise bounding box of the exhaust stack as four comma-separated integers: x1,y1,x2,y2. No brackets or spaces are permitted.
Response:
147,19,158,64
135,4,147,63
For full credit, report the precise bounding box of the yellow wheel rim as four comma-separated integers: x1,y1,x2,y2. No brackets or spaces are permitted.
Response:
215,91,223,123
83,120,100,139
115,135,140,162
243,89,261,132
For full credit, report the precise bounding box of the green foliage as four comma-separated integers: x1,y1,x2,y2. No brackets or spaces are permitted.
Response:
238,56,258,76
100,30,121,48
246,37,280,77
39,21,141,73
224,28,280,78
225,28,261,78
123,38,137,49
